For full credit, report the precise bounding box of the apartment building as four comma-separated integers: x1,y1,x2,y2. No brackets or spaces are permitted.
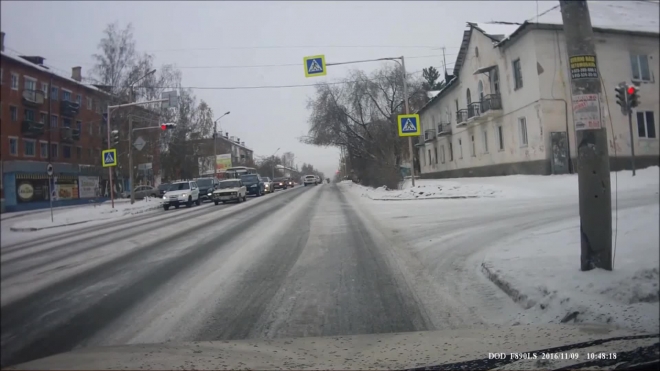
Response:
417,1,659,178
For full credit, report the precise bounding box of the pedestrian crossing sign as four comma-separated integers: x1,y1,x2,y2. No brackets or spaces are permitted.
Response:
102,148,117,167
397,114,421,137
304,55,327,78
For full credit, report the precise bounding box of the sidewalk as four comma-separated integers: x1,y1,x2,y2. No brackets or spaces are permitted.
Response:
0,199,131,221
480,204,659,333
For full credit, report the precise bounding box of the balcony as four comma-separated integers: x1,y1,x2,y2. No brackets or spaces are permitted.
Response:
480,94,502,116
60,100,80,117
456,109,469,126
21,120,45,137
22,89,45,107
467,102,481,120
60,127,81,143
424,129,436,142
437,122,452,136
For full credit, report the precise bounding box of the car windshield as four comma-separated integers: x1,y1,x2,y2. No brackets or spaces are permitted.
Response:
195,179,213,187
240,175,259,182
262,177,271,182
218,181,241,189
169,182,190,190
158,184,171,191
274,178,285,182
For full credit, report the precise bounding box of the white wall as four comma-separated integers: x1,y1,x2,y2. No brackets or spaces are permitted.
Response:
534,28,659,160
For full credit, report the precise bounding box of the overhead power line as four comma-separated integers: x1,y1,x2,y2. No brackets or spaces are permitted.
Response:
143,45,462,53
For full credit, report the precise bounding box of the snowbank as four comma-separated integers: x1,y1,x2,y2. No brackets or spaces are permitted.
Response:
481,204,659,333
353,167,659,201
9,198,163,231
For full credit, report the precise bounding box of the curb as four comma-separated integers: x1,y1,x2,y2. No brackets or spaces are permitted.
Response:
366,195,485,201
10,220,92,232
480,262,537,309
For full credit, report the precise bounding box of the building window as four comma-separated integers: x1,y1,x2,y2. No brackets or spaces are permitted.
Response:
10,105,18,121
76,94,82,105
62,90,72,102
89,122,94,135
518,117,528,146
51,86,59,100
434,146,438,164
51,115,58,128
24,139,36,157
40,112,48,124
440,145,445,163
76,120,82,131
630,54,652,82
87,97,93,110
471,135,476,156
63,118,71,128
51,143,59,159
40,82,48,99
0,67,3,85
9,137,18,156
63,145,71,159
24,76,37,92
483,129,489,153
497,125,504,150
40,141,49,158
10,72,19,90
637,111,656,138
94,148,100,160
428,149,432,165
449,142,453,161
513,59,523,90
24,108,35,121
87,148,92,159
76,146,82,159
458,138,463,159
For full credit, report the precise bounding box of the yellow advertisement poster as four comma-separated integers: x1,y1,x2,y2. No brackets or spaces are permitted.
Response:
216,154,232,172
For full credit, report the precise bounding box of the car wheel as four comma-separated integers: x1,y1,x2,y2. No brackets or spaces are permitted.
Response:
175,204,180,209
187,197,193,208
222,201,226,204
243,195,247,202
237,196,242,203
214,201,219,205
195,197,201,206
163,205,169,211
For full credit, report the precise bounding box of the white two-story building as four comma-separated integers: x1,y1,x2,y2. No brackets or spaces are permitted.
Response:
417,0,659,178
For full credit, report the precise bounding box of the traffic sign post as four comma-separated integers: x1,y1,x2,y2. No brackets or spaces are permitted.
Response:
303,55,327,78
397,114,421,137
47,163,54,222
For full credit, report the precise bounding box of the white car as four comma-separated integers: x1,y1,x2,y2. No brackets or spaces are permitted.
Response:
212,179,247,204
303,175,318,186
162,180,201,210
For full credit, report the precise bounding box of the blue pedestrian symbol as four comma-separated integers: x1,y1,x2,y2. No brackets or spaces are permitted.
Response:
303,55,327,78
102,148,117,167
397,114,421,137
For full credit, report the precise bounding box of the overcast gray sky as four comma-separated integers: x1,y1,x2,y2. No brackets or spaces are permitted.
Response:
1,1,550,177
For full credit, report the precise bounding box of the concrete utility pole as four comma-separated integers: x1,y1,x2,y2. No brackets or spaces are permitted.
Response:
560,0,612,271
128,116,134,204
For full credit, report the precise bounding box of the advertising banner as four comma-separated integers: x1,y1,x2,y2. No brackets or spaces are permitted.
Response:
54,179,78,201
216,154,232,172
16,179,49,203
198,156,215,176
78,175,100,198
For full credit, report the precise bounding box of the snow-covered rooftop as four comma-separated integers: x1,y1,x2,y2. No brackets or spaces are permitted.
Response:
476,0,659,42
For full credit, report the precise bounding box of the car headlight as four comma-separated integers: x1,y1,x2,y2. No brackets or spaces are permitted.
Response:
162,196,167,200
207,193,212,196
181,193,187,198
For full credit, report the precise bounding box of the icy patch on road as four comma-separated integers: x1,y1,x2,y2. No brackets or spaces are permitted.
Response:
481,204,660,333
9,198,163,231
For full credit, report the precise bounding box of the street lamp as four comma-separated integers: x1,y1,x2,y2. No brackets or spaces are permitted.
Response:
271,148,280,179
213,111,231,175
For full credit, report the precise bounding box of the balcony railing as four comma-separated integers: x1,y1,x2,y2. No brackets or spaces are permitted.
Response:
456,109,468,125
60,100,80,117
22,89,45,106
480,94,502,113
21,120,45,137
424,129,436,142
437,122,452,135
467,102,481,119
60,127,80,142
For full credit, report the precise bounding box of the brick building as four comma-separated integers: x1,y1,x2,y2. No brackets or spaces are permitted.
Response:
0,32,161,212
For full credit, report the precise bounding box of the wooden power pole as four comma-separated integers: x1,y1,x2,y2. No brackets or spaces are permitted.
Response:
559,0,613,271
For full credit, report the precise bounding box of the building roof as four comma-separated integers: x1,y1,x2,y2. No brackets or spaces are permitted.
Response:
1,50,111,96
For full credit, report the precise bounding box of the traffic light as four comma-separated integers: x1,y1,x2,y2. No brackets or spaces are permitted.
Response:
615,84,628,115
160,123,176,131
110,130,120,147
627,85,640,109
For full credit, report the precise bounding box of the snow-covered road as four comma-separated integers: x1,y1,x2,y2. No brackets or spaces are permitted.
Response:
1,175,657,368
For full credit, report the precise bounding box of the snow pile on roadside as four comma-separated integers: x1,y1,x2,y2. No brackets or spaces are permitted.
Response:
481,204,660,333
9,198,163,231
367,182,502,200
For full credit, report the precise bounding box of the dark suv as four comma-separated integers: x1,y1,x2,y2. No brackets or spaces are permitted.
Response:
240,174,265,196
272,177,288,190
194,177,220,202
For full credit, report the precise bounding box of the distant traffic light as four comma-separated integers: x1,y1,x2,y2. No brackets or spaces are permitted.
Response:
110,130,120,147
160,123,176,130
615,84,628,115
627,85,640,108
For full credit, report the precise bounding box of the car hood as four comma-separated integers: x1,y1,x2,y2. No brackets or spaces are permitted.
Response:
8,325,658,370
163,190,190,197
243,182,259,186
213,187,241,193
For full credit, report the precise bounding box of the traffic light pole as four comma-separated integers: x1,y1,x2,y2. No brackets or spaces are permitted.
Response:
628,111,636,176
560,0,612,271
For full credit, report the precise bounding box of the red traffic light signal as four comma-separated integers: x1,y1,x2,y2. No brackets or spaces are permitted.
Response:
161,124,166,130
627,86,636,95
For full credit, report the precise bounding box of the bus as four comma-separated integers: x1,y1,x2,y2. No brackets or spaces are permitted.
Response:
223,166,257,179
